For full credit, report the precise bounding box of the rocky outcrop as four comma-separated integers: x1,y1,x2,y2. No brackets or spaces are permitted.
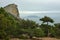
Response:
4,4,19,17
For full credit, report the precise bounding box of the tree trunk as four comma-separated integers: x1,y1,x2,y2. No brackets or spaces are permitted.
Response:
47,22,49,37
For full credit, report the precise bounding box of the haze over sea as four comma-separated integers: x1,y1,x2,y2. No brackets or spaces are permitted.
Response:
20,11,60,24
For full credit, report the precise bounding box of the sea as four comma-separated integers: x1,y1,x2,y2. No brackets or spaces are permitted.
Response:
20,13,60,24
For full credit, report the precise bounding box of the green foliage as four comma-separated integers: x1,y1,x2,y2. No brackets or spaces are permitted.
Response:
40,16,54,23
0,7,60,39
54,23,60,38
0,7,43,39
33,28,45,37
40,16,54,37
0,7,22,39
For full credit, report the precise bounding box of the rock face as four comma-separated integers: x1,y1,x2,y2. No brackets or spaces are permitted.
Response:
4,4,19,17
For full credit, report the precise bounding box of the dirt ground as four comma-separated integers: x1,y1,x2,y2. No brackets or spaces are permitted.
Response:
10,37,60,40
39,37,60,40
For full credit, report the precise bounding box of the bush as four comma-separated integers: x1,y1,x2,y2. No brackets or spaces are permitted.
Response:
33,28,45,37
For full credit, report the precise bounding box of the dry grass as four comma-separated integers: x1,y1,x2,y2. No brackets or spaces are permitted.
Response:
40,37,60,40
10,37,60,40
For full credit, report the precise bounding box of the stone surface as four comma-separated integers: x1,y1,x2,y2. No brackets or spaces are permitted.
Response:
4,4,19,17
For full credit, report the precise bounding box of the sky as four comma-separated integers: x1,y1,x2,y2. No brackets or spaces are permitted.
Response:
0,0,60,11
0,0,60,23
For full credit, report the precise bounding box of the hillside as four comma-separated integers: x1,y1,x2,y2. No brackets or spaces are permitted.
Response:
0,7,22,39
0,7,60,40
0,7,41,40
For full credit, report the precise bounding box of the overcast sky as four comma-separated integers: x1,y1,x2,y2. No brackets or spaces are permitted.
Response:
0,0,60,11
0,0,60,23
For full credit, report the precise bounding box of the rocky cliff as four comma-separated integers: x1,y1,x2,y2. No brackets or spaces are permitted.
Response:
4,4,19,17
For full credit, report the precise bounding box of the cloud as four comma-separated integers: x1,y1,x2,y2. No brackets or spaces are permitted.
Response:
17,0,60,11
0,0,60,11
20,11,60,14
22,0,60,4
